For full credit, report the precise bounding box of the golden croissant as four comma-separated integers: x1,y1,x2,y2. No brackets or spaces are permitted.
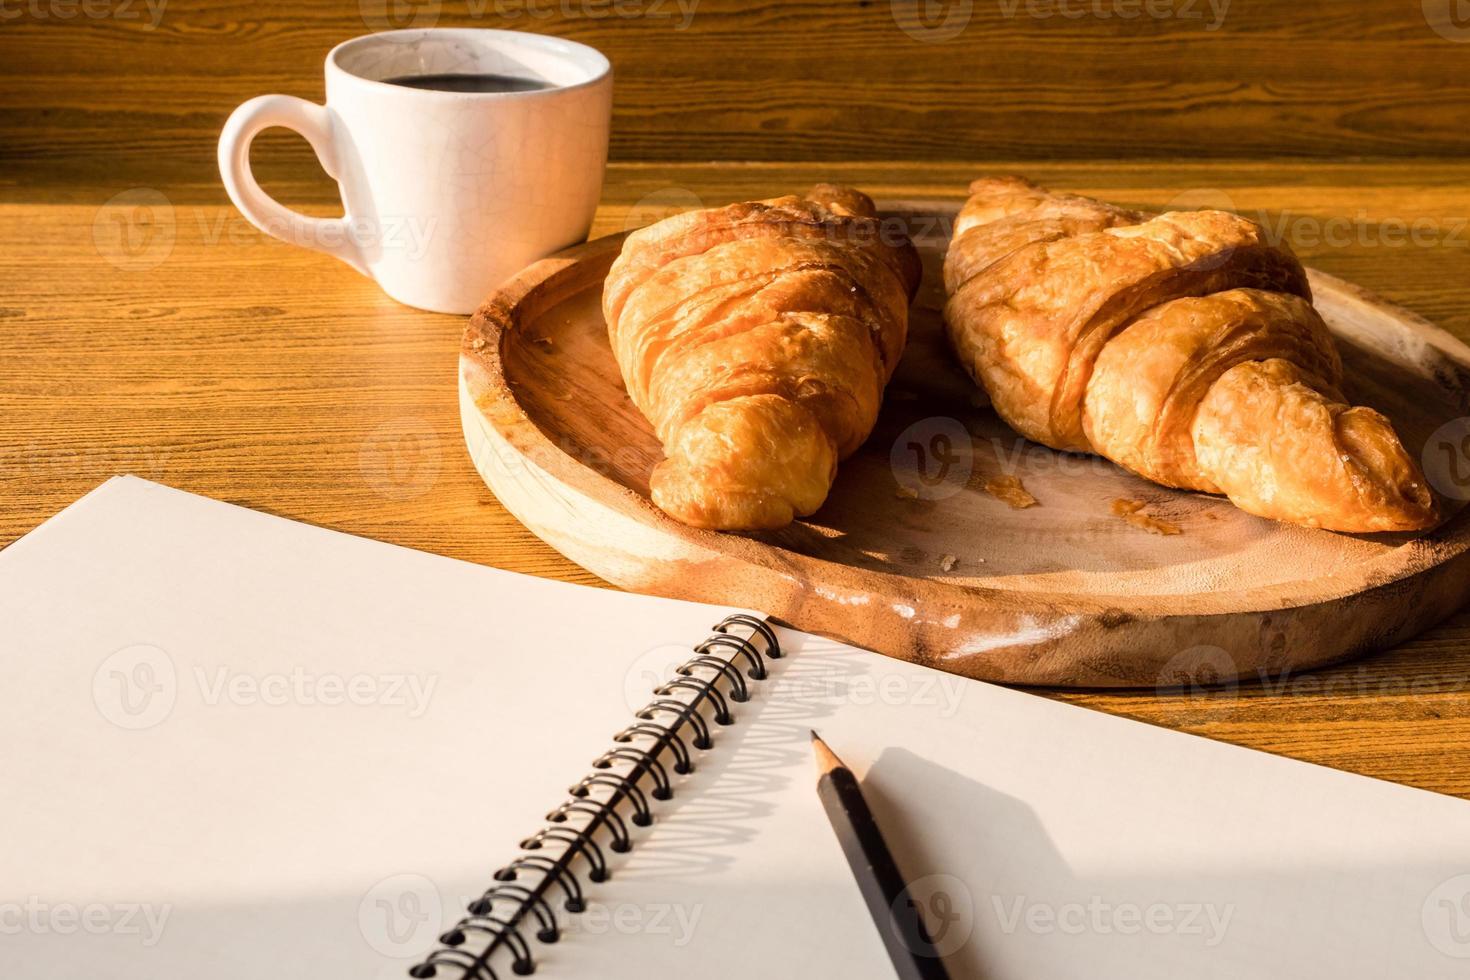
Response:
604,185,921,530
943,176,1439,532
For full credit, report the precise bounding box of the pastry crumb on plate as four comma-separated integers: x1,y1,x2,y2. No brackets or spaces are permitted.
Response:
1111,498,1182,535
984,474,1038,509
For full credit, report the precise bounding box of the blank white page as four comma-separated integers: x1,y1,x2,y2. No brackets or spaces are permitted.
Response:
0,477,888,980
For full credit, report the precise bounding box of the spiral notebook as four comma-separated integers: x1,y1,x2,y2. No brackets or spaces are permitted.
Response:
4,477,1470,980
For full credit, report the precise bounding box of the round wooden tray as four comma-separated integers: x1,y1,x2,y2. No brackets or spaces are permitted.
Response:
459,202,1470,688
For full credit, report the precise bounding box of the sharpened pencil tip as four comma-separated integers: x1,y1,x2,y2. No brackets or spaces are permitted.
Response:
810,730,844,775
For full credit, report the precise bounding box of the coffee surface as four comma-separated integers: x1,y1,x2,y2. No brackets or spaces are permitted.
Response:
381,72,553,94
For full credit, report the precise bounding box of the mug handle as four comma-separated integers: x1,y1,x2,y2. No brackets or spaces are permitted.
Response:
217,95,369,275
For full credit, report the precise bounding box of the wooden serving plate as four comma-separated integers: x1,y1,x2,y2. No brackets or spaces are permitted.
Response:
459,203,1470,688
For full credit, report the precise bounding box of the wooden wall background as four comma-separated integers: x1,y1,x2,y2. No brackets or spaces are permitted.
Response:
1,0,1467,187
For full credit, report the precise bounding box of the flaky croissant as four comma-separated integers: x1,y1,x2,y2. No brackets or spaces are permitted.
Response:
604,185,921,530
944,176,1439,532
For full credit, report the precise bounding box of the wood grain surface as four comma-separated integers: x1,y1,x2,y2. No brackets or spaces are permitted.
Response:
3,0,1470,183
3,161,1470,796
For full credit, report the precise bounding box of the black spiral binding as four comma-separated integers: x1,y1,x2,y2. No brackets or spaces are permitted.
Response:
409,613,781,979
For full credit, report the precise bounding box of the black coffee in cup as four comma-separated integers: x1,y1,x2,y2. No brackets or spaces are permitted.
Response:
381,72,553,94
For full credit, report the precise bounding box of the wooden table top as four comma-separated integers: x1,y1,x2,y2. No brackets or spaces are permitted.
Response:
7,0,1467,171
4,160,1469,797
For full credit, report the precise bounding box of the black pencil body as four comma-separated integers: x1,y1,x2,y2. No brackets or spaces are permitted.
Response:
816,766,954,980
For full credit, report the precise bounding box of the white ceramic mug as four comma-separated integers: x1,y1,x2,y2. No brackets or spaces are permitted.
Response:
218,29,612,314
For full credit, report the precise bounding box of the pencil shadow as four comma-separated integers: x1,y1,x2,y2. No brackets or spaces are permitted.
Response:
862,748,1055,980
862,747,1470,980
